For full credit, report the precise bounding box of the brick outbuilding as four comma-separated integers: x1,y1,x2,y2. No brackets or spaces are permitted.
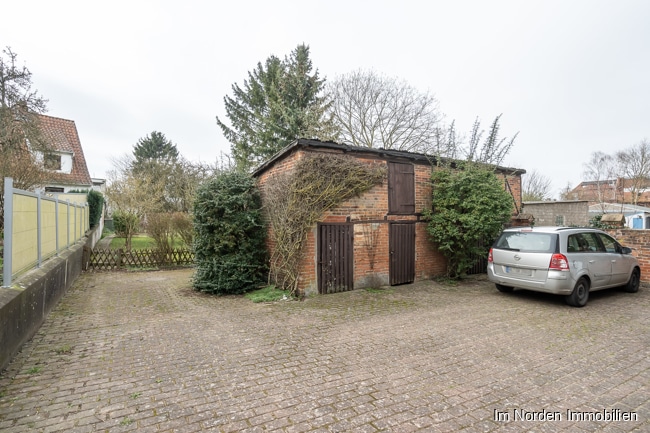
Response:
253,139,525,296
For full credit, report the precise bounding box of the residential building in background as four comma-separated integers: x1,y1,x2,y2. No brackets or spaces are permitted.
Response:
36,114,92,193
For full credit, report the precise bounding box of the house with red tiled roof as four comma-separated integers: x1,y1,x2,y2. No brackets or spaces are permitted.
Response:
36,114,92,192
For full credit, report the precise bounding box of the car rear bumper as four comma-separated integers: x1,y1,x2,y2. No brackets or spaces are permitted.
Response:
487,265,575,295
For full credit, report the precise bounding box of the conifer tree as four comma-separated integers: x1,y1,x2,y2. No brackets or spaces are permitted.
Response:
217,44,337,171
132,131,179,168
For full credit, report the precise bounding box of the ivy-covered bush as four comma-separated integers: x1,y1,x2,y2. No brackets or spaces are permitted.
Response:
424,165,513,278
87,190,104,228
192,171,267,295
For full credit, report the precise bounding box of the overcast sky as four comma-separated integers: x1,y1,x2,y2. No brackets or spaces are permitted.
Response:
2,0,648,198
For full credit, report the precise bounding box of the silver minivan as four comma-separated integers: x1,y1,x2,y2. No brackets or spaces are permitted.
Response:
487,226,640,307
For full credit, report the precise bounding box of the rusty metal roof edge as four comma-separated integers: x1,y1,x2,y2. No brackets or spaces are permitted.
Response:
252,138,525,177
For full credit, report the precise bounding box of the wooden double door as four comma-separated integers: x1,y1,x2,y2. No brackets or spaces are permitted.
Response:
318,222,415,293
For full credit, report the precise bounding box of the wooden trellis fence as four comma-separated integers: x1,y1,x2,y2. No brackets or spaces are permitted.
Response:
88,248,194,271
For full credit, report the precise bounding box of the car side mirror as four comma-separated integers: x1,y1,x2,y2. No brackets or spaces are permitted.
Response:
620,246,633,254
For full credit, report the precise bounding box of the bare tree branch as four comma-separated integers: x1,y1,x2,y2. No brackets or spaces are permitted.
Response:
327,70,442,152
522,170,553,201
616,139,650,206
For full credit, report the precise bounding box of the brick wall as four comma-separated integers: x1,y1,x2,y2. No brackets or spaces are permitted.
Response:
256,145,522,294
505,173,523,214
523,201,589,226
605,229,650,282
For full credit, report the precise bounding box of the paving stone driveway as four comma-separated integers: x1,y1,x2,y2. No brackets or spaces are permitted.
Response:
0,269,648,432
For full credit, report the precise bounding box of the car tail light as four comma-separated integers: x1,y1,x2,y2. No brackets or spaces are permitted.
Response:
488,248,494,263
549,253,569,271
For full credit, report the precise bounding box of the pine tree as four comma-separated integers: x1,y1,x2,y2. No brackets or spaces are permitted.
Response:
132,131,179,167
217,44,337,171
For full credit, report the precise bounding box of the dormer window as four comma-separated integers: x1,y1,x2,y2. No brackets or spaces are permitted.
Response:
44,153,62,170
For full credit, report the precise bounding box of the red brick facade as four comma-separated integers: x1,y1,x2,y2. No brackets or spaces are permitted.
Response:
255,140,524,295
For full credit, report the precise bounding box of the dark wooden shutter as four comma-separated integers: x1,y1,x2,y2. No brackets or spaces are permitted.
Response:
388,162,415,214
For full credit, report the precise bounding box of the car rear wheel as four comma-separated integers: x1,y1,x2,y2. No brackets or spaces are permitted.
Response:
566,277,589,307
495,284,514,293
623,268,640,293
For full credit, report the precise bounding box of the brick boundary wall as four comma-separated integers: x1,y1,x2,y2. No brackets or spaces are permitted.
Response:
605,229,650,283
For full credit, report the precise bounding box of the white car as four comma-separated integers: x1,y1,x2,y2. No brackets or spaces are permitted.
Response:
487,226,640,307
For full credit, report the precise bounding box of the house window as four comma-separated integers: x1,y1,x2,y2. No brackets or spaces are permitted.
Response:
555,215,565,226
44,153,62,170
45,187,64,193
388,162,415,214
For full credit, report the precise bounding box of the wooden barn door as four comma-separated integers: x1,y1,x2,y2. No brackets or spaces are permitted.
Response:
390,222,415,285
318,224,354,294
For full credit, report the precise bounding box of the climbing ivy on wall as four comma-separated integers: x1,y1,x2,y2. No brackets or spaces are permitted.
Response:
263,153,386,293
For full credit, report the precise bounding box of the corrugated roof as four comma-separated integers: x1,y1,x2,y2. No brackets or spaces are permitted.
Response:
37,114,92,186
589,202,650,213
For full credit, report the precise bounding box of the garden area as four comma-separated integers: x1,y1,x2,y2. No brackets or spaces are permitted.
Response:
89,209,196,272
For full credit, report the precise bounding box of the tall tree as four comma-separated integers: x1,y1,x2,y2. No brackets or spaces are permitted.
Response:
522,170,553,201
277,45,337,144
217,44,336,171
132,131,179,169
0,47,50,231
327,69,442,152
129,131,209,213
617,139,650,206
582,151,617,208
0,47,48,127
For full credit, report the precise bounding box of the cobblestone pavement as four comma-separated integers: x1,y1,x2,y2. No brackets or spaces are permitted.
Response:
0,269,648,432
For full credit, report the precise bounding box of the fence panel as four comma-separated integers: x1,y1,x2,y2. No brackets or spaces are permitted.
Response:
88,248,194,271
41,199,57,262
2,178,89,287
11,193,38,276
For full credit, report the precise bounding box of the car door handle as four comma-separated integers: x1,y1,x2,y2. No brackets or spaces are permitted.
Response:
589,260,595,264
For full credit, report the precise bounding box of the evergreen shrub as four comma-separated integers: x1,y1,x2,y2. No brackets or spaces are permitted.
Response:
424,165,513,278
192,172,267,294
87,190,104,228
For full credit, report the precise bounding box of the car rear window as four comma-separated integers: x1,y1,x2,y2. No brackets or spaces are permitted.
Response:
494,232,557,253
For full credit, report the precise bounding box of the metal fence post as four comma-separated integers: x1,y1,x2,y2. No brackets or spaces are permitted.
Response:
55,198,59,256
37,190,42,268
74,202,77,242
3,178,13,287
67,200,71,248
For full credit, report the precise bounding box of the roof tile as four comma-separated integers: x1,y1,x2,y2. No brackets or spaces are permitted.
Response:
37,114,92,187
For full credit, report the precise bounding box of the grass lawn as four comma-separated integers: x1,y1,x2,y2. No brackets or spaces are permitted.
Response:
245,286,293,303
109,235,187,250
110,235,155,250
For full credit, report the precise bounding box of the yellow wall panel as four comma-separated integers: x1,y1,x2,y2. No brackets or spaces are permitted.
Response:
41,200,57,258
12,195,38,275
7,191,89,280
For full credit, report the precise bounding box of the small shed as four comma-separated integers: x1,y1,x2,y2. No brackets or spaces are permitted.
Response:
600,213,625,228
253,139,526,296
